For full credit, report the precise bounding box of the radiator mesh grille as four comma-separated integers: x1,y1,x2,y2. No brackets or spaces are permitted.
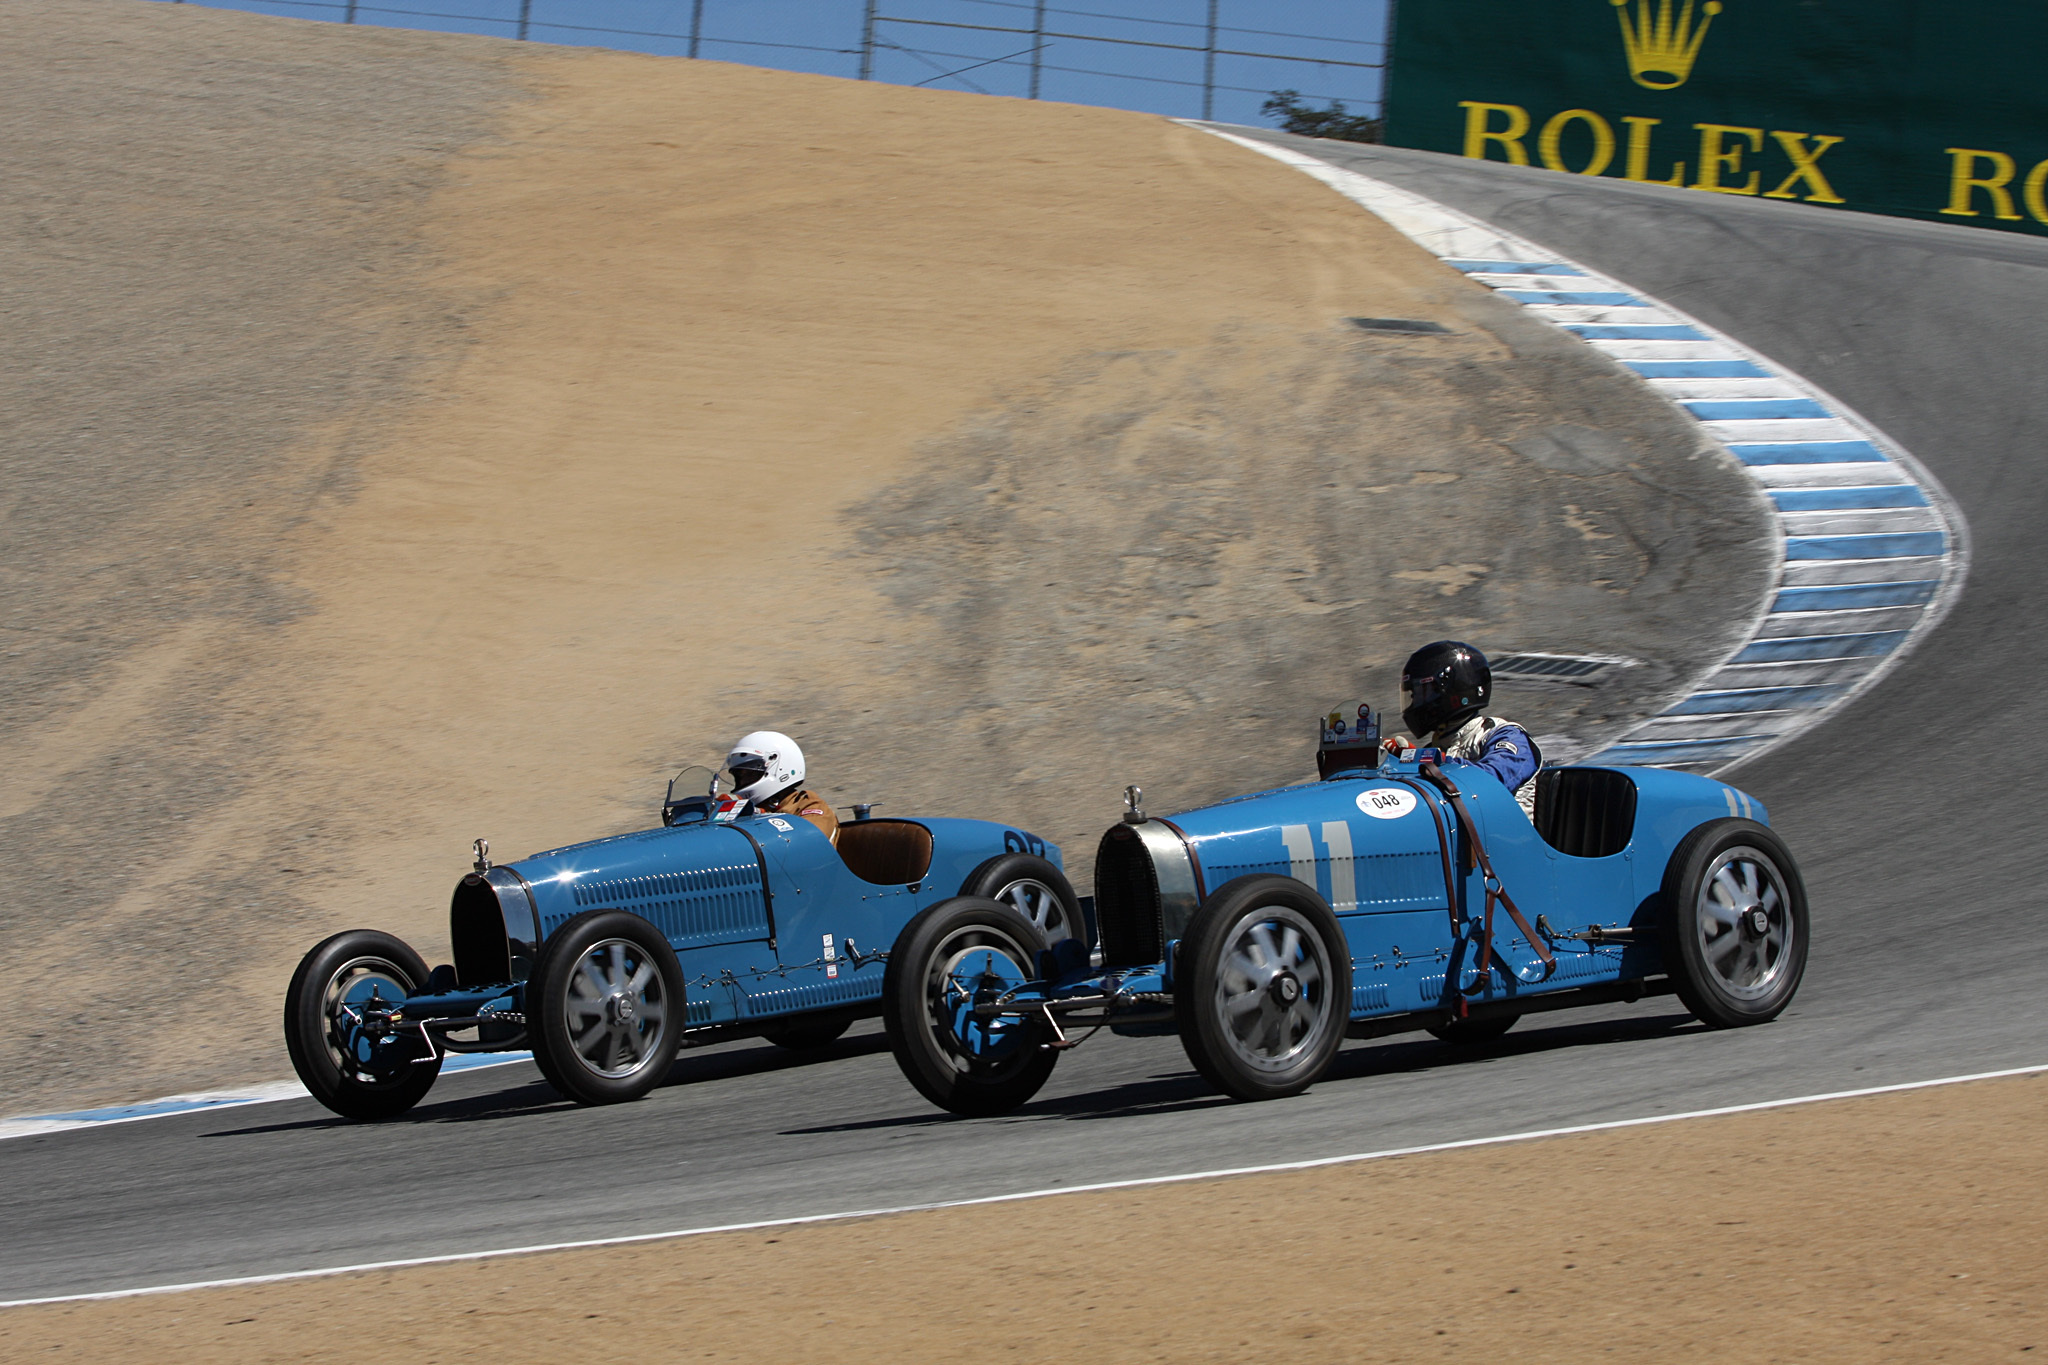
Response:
1095,826,1164,968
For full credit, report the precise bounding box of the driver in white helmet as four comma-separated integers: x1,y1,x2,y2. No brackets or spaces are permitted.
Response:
725,730,839,846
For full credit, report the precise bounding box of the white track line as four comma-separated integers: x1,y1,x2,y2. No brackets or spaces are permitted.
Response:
5,1061,2041,1310
1193,127,1968,779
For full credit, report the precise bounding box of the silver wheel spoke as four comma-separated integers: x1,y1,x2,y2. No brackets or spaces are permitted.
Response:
1224,987,1264,1018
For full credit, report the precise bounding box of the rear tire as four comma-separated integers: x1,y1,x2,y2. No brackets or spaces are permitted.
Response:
962,853,1089,949
883,897,1057,1116
1175,875,1351,1101
284,930,443,1121
1661,819,1808,1028
529,910,687,1105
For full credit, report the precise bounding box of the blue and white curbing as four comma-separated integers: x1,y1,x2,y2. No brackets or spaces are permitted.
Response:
1201,129,1967,775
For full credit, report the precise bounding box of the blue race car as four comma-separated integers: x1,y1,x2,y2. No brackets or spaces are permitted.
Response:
284,766,1084,1119
880,707,1808,1115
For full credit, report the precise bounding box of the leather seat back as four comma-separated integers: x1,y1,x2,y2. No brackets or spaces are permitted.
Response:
837,819,935,886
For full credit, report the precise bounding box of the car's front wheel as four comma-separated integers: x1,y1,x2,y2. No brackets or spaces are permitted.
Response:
883,897,1057,1116
284,929,443,1121
1661,818,1808,1028
1175,875,1352,1101
528,910,687,1105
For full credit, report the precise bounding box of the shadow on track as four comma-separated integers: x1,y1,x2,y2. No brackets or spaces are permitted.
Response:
788,1008,1704,1132
1325,1009,1703,1086
206,1030,894,1137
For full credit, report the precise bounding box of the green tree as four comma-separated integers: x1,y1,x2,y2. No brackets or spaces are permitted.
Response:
1261,90,1383,144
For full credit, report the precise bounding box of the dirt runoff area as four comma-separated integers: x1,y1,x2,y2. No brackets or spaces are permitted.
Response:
0,1,1771,1113
2,1073,2039,1361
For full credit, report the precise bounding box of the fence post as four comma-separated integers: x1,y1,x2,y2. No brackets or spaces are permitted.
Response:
1029,0,1046,98
859,0,877,80
1201,0,1220,120
516,0,531,40
689,0,705,57
343,0,357,22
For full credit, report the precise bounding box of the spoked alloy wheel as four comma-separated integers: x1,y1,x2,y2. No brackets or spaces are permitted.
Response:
1663,819,1808,1028
284,929,443,1121
884,897,1057,1116
530,910,686,1105
1176,875,1351,1101
963,853,1089,950
1698,850,1794,998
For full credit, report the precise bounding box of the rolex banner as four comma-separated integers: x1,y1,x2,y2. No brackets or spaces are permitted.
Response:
1384,0,2048,236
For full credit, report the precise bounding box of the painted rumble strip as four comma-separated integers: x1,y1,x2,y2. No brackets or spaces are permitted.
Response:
0,1052,533,1141
1196,129,1968,775
3,1062,2040,1309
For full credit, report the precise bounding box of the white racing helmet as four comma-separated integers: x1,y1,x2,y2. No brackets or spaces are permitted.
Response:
725,730,804,806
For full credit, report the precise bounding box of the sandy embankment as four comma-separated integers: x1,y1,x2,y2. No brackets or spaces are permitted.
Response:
0,0,1770,1113
6,1074,2042,1360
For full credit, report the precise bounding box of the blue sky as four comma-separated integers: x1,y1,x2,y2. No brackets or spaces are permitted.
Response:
157,0,1391,125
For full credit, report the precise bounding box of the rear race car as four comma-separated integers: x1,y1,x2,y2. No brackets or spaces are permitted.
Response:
285,766,1084,1119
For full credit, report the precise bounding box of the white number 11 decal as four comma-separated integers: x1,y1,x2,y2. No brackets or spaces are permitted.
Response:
1281,821,1356,910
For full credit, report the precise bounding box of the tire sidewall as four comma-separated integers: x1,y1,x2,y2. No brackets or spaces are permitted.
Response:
882,896,1056,1116
962,852,1089,949
283,929,442,1120
1661,818,1809,1028
1175,874,1352,1101
529,909,687,1105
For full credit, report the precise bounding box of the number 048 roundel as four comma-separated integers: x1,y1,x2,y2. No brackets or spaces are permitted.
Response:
1356,787,1417,820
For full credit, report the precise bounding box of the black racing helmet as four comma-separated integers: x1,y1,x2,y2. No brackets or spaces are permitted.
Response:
1400,640,1491,739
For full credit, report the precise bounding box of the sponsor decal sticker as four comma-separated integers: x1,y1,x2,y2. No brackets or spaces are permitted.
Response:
1357,787,1418,820
767,817,794,833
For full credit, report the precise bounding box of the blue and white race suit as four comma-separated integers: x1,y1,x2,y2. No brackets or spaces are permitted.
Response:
1435,715,1541,816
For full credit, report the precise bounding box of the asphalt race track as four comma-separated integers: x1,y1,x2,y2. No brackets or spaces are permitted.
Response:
6,140,2048,1302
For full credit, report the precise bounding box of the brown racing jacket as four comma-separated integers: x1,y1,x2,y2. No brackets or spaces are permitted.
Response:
760,786,840,846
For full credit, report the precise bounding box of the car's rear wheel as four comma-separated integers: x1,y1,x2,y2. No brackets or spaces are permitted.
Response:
1175,875,1352,1101
1661,818,1808,1028
883,897,1057,1116
962,853,1089,950
284,929,443,1121
529,910,687,1105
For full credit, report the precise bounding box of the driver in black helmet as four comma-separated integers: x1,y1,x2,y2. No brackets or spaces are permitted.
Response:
1387,640,1540,812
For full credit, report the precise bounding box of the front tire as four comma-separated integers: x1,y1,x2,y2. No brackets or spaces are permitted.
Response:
284,929,443,1121
529,910,687,1105
962,852,1089,950
883,897,1057,1116
1175,875,1351,1101
1661,819,1808,1028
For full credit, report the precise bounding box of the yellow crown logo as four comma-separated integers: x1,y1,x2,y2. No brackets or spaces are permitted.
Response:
1610,0,1723,90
